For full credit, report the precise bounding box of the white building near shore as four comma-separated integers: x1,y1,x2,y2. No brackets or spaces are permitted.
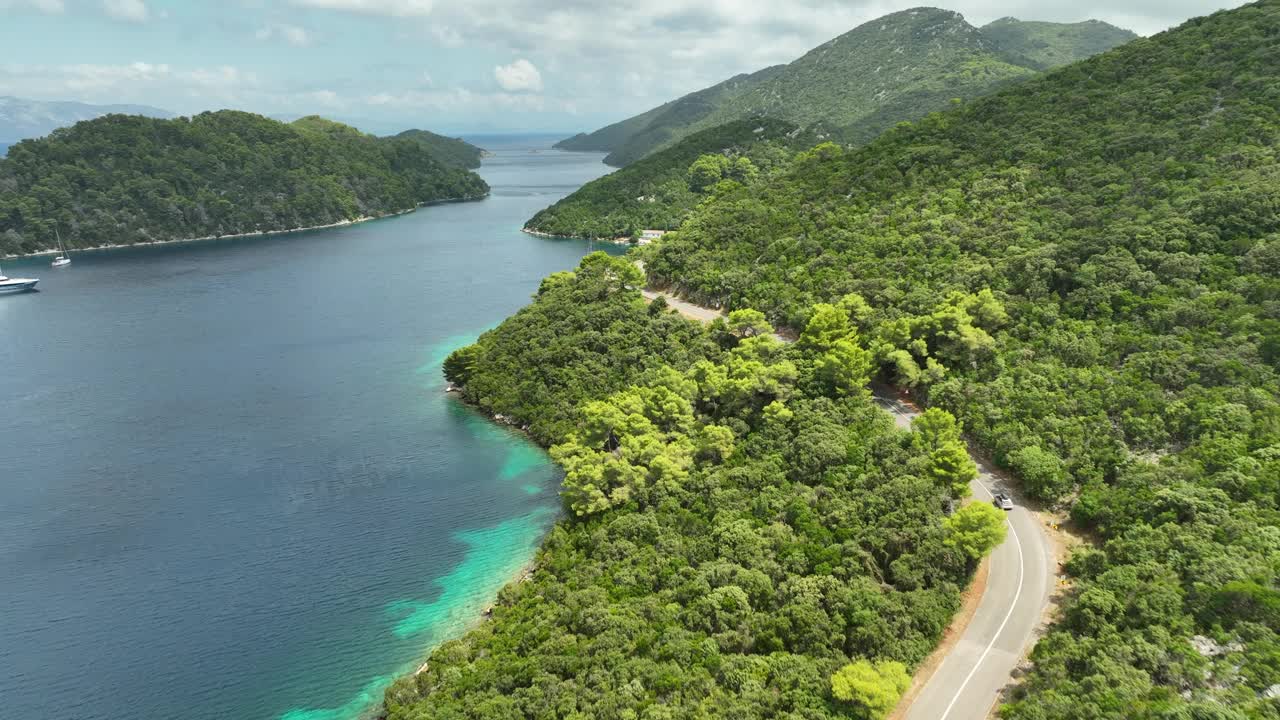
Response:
639,229,666,244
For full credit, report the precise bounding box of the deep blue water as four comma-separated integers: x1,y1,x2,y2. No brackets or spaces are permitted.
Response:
0,136,615,720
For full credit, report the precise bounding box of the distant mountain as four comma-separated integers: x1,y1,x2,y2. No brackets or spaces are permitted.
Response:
0,111,489,256
555,66,784,162
981,17,1138,70
529,118,817,238
391,129,487,169
559,8,1136,167
0,96,173,143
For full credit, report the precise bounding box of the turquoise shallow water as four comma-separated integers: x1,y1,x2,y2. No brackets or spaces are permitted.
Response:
0,136,619,720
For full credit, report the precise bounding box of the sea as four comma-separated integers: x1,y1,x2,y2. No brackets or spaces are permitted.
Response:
0,135,617,720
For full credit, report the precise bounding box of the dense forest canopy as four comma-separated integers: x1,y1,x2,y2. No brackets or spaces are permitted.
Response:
391,129,487,169
638,1,1280,716
526,118,814,239
555,8,1136,167
0,111,489,255
395,253,999,718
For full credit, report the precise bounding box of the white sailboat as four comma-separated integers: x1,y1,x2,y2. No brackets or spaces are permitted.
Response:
0,262,39,293
51,227,71,268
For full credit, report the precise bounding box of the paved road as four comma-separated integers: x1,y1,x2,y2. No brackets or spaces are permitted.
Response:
643,285,1056,719
875,392,1054,720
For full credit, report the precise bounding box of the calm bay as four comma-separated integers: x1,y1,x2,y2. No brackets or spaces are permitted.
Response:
0,136,616,720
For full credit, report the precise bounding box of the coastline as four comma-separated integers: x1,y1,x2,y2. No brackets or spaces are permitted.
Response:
521,226,634,245
3,193,488,260
408,553,541,679
393,392,549,678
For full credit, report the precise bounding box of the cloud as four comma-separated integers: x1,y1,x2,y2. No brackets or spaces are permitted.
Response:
493,58,542,92
0,0,64,12
305,89,341,106
102,0,148,22
429,24,462,47
0,0,1242,133
290,0,433,17
256,23,313,47
365,87,550,114
0,62,259,110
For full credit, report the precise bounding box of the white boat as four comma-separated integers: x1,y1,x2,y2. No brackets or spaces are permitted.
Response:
0,263,39,293
51,227,70,268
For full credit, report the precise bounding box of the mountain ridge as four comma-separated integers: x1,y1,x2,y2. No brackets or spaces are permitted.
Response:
559,7,1137,167
0,95,173,144
980,17,1138,70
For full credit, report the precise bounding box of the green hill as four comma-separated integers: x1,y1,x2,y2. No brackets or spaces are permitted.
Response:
527,118,815,238
557,8,1135,167
641,1,1280,716
530,9,1138,240
391,129,487,169
981,17,1138,70
0,111,488,255
557,66,786,166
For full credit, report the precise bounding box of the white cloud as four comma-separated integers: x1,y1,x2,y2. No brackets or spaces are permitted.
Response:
429,24,462,47
0,62,260,110
493,58,542,92
102,0,148,22
365,86,550,113
290,0,433,17
306,89,341,106
0,0,1241,133
256,23,313,47
0,0,65,13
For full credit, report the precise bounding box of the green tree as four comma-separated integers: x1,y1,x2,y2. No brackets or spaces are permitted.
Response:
727,308,774,338
816,338,874,396
911,407,964,452
442,345,478,386
688,154,731,192
1006,445,1069,500
943,501,1008,561
830,659,912,719
800,303,852,352
928,440,978,498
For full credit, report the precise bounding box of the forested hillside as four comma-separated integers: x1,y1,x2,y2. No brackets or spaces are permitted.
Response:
555,8,1135,167
391,129,487,169
529,9,1140,240
0,111,488,255
640,2,1280,716
554,66,782,160
390,253,1004,718
980,18,1137,70
527,118,813,239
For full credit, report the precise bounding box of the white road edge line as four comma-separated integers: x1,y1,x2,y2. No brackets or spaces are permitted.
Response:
937,505,1025,720
877,391,1027,720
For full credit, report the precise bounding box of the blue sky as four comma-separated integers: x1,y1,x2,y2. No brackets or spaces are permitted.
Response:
0,0,1246,135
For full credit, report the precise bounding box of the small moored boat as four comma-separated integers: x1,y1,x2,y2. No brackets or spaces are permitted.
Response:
51,227,71,268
